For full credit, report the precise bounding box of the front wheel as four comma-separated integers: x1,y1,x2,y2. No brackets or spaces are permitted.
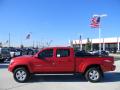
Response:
85,67,102,83
13,67,30,83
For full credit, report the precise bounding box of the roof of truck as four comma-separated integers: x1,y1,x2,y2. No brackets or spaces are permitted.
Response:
42,47,73,49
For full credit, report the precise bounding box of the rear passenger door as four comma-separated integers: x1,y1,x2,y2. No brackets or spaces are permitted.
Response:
54,49,74,73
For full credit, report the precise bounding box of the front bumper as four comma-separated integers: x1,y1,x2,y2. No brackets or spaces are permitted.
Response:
8,65,13,72
8,63,15,72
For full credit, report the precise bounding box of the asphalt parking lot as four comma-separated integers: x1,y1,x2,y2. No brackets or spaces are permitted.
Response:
0,60,120,90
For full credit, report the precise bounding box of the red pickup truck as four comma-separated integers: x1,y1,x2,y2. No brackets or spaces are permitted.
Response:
8,47,115,83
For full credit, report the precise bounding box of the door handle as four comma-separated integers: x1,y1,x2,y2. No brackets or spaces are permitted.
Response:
59,60,72,62
59,60,65,62
52,62,55,65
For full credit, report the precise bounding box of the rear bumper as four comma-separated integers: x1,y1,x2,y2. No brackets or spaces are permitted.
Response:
111,65,116,71
102,64,116,72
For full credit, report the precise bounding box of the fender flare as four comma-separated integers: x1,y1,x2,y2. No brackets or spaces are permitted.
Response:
78,62,102,73
12,63,33,73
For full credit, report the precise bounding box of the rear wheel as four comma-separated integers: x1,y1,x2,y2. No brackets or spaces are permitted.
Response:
13,67,30,83
85,67,102,83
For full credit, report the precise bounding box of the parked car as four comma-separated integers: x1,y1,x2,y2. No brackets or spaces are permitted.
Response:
88,50,94,54
8,47,115,83
93,50,109,56
9,48,22,58
21,48,38,55
0,47,11,62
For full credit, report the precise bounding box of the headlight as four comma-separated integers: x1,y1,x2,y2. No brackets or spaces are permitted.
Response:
10,59,14,64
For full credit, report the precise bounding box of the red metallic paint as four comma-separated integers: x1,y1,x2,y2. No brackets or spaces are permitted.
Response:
8,47,116,74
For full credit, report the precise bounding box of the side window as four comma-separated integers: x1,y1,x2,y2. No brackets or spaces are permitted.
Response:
56,49,70,57
38,49,53,58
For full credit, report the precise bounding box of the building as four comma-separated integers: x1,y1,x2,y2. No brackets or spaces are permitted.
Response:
71,37,120,53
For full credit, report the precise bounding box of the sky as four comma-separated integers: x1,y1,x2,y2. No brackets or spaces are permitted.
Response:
0,0,120,47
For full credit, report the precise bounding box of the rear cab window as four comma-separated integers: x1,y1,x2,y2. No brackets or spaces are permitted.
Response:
56,49,70,58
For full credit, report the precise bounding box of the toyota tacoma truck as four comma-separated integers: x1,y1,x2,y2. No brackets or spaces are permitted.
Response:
8,47,116,83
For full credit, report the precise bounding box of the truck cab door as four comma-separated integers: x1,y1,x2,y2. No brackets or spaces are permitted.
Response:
54,49,74,73
33,49,56,73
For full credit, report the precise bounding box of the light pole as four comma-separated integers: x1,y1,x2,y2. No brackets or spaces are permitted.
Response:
93,14,107,55
8,32,11,47
80,35,82,51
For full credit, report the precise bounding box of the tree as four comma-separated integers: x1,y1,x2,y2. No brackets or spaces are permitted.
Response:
85,38,92,51
20,44,24,49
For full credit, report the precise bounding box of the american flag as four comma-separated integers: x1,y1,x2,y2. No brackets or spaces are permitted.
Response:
90,16,100,28
26,34,31,39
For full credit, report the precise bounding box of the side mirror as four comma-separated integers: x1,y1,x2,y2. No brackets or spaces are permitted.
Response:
34,54,38,58
34,54,44,59
38,54,45,59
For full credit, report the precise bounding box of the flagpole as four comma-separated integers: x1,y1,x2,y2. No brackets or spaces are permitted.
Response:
92,14,107,55
99,26,101,55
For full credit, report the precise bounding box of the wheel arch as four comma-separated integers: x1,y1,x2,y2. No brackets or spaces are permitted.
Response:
83,64,103,75
12,65,31,73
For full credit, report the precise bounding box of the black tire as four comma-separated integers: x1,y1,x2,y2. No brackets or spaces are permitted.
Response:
85,67,102,83
13,67,30,83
